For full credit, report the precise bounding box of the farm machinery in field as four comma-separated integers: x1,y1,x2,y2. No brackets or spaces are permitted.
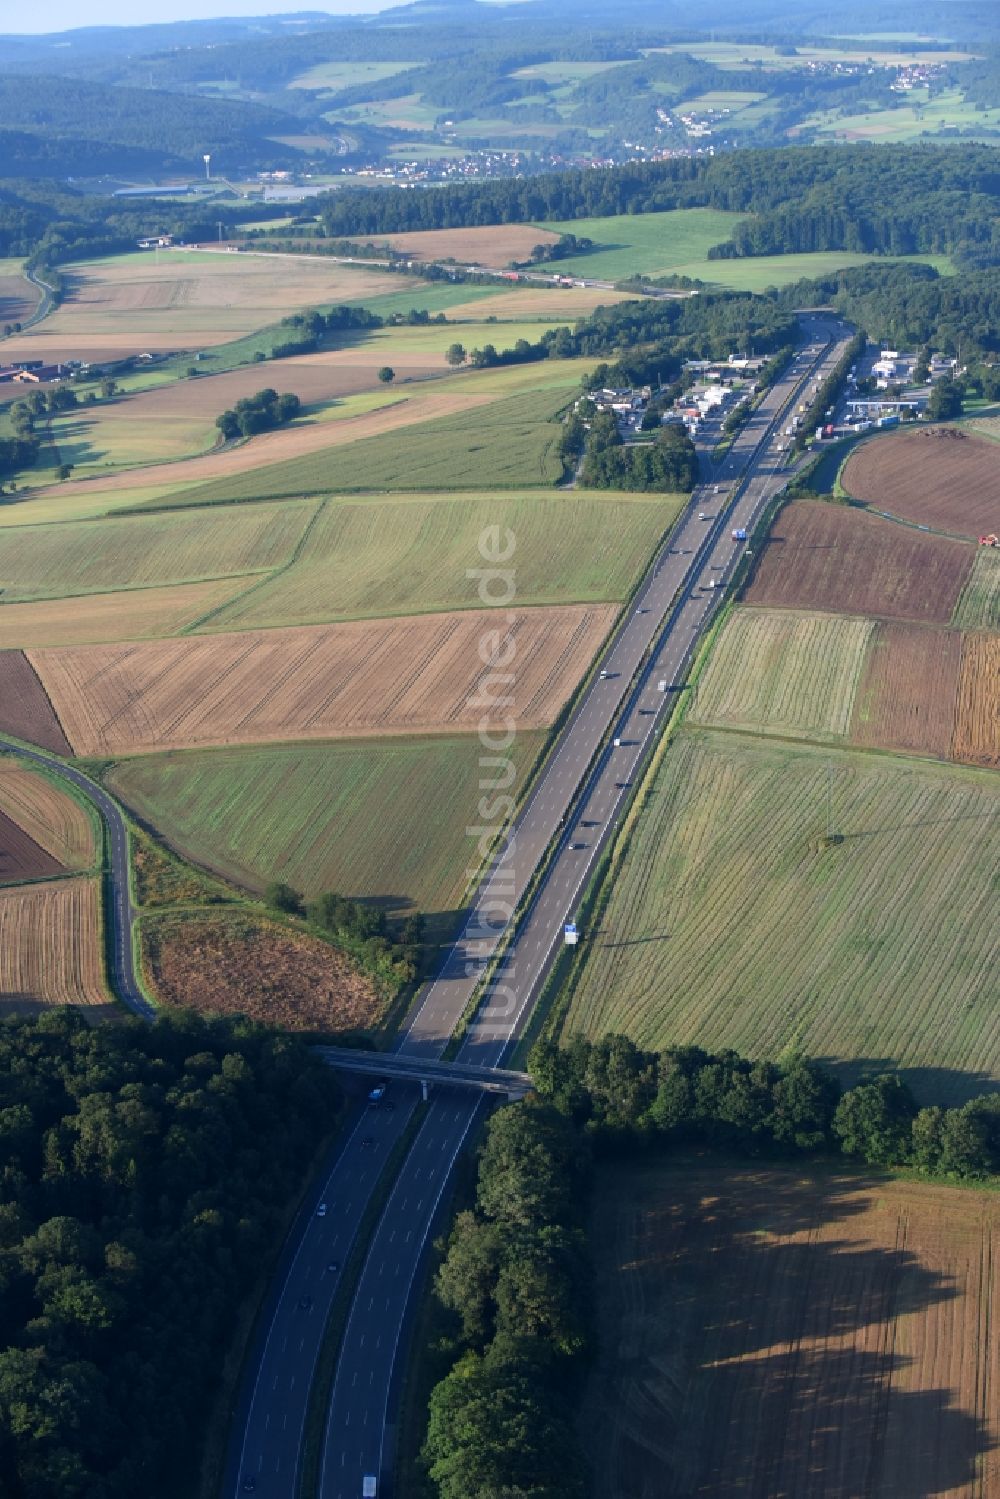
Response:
978,534,999,547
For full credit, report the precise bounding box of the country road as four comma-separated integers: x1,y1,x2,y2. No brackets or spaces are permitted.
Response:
0,739,153,1018
227,314,853,1499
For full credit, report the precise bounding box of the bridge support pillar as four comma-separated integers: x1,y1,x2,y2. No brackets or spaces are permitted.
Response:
421,1078,428,1102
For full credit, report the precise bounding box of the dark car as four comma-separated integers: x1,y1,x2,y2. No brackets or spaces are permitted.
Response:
569,842,586,851
298,1295,313,1311
242,1478,256,1493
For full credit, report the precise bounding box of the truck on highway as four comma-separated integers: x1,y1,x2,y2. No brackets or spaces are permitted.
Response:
731,527,747,541
363,1477,377,1499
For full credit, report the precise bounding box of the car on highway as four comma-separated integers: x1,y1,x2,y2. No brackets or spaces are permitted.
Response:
316,1202,328,1218
327,1261,340,1274
298,1295,313,1310
242,1478,256,1493
569,842,586,851
599,668,608,679
698,511,707,519
614,780,630,789
367,1080,388,1104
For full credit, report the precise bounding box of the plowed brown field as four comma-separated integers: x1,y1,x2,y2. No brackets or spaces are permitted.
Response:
378,224,561,266
952,633,1000,767
850,621,962,759
30,604,616,755
0,651,71,754
143,911,384,1033
0,809,63,882
841,428,1000,537
0,761,95,868
0,877,112,1016
744,501,973,624
583,1161,1000,1499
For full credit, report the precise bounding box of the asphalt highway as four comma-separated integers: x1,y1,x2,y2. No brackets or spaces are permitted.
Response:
228,316,852,1499
0,740,153,1018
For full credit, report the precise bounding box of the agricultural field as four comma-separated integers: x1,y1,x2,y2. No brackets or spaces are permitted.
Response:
0,498,313,601
289,59,417,92
563,729,1000,1102
850,621,963,761
744,500,973,625
0,260,40,327
142,911,385,1033
374,224,561,266
0,251,412,366
841,428,1000,538
0,809,63,883
0,651,71,754
953,548,1000,630
30,603,615,755
0,580,250,649
108,732,547,919
0,759,95,871
647,41,979,68
170,384,572,505
0,877,111,1016
201,490,680,630
442,284,635,320
583,1160,999,1499
952,633,1000,768
804,87,1000,144
532,210,951,286
689,607,873,743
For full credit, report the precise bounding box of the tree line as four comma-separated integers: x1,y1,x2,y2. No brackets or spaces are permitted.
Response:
576,411,700,493
0,1008,341,1498
310,144,1000,269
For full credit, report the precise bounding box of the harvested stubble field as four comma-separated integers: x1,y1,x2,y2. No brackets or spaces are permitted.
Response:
0,651,71,754
172,386,570,505
953,547,1000,630
952,633,1000,768
0,498,313,601
0,877,112,1016
0,579,249,648
689,607,873,742
374,224,561,265
142,912,385,1033
840,428,1000,538
563,729,1000,1102
443,285,635,320
202,490,679,631
108,732,547,916
583,1160,1000,1499
0,267,40,327
31,604,615,756
0,760,94,870
744,500,973,625
850,621,963,761
0,251,403,364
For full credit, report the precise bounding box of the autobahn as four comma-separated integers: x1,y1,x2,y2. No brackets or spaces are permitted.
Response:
228,314,852,1499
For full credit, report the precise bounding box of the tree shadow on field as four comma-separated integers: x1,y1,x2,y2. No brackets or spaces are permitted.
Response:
585,1162,997,1499
817,1056,999,1109
838,807,1000,842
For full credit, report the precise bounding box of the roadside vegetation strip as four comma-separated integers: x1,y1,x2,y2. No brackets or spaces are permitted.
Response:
194,490,682,632
744,499,974,625
849,621,963,762
840,426,1000,538
298,1102,429,1499
106,733,548,927
689,606,873,743
561,728,1000,1104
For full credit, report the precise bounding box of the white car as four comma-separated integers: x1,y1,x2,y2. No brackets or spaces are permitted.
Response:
316,1203,328,1218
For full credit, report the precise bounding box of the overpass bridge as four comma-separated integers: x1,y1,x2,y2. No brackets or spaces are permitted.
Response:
313,1045,533,1099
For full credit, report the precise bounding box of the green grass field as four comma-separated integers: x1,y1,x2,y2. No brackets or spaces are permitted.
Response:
106,733,547,926
562,728,1000,1103
645,41,978,68
0,499,315,601
158,386,571,506
689,606,874,742
289,60,417,92
533,209,952,285
804,87,1000,144
952,548,1000,630
197,489,681,630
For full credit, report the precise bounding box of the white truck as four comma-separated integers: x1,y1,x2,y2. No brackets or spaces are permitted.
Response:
363,1478,377,1499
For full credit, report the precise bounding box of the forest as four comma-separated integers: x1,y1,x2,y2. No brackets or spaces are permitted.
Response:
314,144,1000,269
0,1009,340,1498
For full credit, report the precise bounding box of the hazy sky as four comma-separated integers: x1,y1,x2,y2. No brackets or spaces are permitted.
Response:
0,1,401,32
